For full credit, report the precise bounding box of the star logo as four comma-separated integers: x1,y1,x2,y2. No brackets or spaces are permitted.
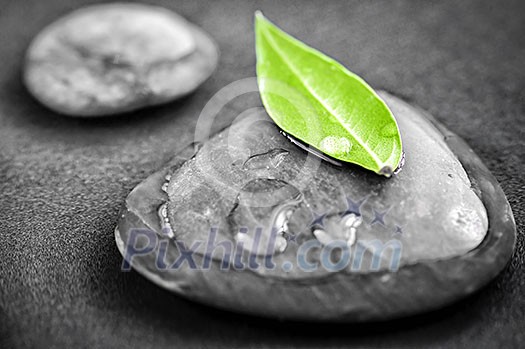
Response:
284,232,299,244
370,208,389,226
342,196,368,216
393,225,403,235
310,209,327,229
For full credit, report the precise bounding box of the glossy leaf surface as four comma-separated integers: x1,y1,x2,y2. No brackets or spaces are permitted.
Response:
255,13,402,176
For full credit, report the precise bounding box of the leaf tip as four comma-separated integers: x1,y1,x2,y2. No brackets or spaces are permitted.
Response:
255,11,277,32
379,166,393,177
254,10,267,28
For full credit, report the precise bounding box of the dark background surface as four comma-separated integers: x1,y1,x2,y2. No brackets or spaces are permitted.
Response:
1,0,524,347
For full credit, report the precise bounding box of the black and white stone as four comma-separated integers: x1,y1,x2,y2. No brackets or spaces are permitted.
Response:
115,92,516,322
24,3,219,117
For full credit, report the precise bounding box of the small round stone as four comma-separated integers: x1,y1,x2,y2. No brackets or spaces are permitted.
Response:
24,3,219,117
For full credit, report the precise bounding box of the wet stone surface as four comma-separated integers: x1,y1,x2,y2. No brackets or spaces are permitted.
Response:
165,92,488,278
24,3,219,116
116,92,515,321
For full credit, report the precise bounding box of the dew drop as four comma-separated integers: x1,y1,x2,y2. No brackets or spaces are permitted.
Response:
319,136,352,157
242,148,289,170
312,212,361,247
312,228,333,246
228,178,304,256
275,235,288,253
157,203,174,238
158,204,168,219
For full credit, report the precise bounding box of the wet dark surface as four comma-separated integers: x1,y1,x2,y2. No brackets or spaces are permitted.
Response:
1,0,524,348
116,92,509,321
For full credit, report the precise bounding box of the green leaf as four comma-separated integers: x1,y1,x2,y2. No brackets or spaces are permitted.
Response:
255,12,403,176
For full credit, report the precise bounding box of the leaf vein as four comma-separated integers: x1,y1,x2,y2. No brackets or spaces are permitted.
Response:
262,28,384,167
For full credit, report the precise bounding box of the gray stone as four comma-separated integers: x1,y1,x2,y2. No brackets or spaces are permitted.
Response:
24,3,219,117
115,92,515,321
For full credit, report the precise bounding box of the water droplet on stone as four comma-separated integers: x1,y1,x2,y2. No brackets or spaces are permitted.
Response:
311,212,361,247
275,235,288,253
157,203,174,238
228,178,304,256
312,228,332,246
242,148,289,170
158,203,167,219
